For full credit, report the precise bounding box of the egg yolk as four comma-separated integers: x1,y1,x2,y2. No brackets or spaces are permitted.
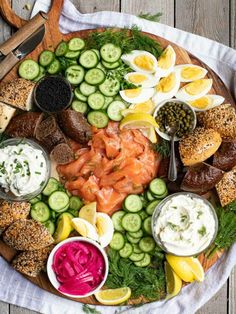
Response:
185,79,212,95
156,73,176,93
124,88,142,98
158,47,174,69
128,73,148,83
134,55,155,71
130,99,154,113
181,67,205,80
189,96,212,109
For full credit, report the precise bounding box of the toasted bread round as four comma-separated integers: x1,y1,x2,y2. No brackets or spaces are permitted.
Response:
179,127,222,166
0,201,30,230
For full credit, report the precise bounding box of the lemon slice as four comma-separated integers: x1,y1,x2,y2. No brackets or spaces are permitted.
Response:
165,262,182,299
72,217,98,241
95,287,131,305
166,255,204,283
140,126,158,143
96,212,114,248
54,214,72,244
79,202,97,226
120,113,158,130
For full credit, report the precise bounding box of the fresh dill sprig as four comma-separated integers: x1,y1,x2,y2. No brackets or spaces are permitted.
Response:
82,304,101,314
153,139,170,158
225,200,236,212
138,12,163,22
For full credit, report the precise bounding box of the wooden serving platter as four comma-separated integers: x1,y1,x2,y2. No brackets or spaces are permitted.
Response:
0,0,235,306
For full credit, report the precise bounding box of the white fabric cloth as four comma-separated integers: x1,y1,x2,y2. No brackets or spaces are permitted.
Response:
0,0,236,313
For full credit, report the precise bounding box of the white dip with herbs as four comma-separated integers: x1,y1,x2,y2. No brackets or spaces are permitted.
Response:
155,194,216,256
0,143,47,197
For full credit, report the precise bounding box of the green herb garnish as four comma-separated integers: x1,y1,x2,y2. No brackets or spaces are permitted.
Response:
225,200,236,212
180,214,188,223
153,139,170,158
198,225,206,237
138,12,163,22
82,304,101,314
197,210,203,219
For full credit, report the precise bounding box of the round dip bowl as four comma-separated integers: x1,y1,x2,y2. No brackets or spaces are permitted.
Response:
151,192,218,257
47,237,109,298
34,75,73,113
153,99,197,141
0,138,50,201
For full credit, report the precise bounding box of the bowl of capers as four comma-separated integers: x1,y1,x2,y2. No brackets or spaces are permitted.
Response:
153,99,197,141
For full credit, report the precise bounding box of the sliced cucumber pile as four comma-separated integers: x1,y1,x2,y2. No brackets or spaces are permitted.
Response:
110,178,168,267
29,177,83,235
18,37,128,127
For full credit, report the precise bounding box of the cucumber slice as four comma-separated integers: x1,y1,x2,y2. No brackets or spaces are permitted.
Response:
122,213,142,232
110,232,125,250
48,191,69,212
96,62,107,73
65,65,85,85
149,178,167,196
30,201,50,223
124,194,143,213
139,237,155,253
139,210,149,220
69,196,83,211
72,100,88,114
55,41,68,57
85,68,105,85
119,242,133,258
145,190,156,201
29,194,42,204
18,59,40,80
154,189,168,199
74,87,88,102
99,77,120,96
92,49,100,60
143,216,152,235
129,252,144,262
47,58,61,74
134,253,151,267
43,220,55,235
128,229,143,239
42,177,59,196
100,43,122,63
133,243,142,253
79,50,98,68
102,96,113,110
88,92,105,110
112,211,126,232
68,38,85,51
39,50,54,67
126,233,140,244
87,111,109,128
102,60,120,69
65,50,80,59
107,100,127,121
146,200,161,216
79,82,96,96
33,65,45,82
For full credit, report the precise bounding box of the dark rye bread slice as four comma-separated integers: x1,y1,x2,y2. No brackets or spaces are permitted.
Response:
213,141,236,171
5,112,44,138
12,246,54,277
35,115,67,152
3,219,54,251
50,143,74,164
216,166,236,206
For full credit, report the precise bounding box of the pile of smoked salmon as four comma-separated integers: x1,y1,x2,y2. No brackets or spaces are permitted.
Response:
57,122,160,214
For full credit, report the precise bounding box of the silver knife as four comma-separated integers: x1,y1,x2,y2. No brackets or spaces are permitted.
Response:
0,25,45,80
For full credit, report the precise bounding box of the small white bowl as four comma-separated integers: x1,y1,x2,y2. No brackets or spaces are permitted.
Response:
47,237,109,298
153,98,197,141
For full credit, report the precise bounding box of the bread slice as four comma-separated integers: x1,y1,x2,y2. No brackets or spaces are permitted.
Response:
0,201,30,231
0,101,16,132
216,167,236,206
0,78,35,111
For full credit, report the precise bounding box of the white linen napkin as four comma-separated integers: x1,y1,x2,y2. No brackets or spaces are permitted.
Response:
0,0,236,313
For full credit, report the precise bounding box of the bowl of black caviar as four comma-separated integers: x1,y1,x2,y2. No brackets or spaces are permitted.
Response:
34,75,73,113
153,99,197,141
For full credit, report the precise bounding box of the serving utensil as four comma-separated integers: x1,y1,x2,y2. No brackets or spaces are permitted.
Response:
165,118,179,181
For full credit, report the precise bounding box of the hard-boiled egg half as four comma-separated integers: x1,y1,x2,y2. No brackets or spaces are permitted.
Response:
152,72,180,104
176,79,213,101
120,87,154,104
155,45,176,77
121,50,158,73
174,64,208,82
187,94,224,111
96,213,114,248
125,72,159,88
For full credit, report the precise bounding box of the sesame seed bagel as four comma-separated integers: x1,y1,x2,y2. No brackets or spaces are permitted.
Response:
179,127,222,166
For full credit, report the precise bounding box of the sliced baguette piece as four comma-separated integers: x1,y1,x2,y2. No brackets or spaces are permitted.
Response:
0,102,16,132
0,78,35,111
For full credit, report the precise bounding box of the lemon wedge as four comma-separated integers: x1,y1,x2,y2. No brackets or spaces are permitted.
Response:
79,202,97,226
72,217,99,241
165,262,182,299
140,126,158,143
53,214,72,244
95,287,131,305
120,113,158,130
166,255,204,283
96,212,114,248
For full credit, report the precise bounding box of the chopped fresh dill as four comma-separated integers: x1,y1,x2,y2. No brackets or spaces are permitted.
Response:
153,139,170,158
138,12,163,22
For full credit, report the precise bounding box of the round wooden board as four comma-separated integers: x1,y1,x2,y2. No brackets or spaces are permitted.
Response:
0,0,235,306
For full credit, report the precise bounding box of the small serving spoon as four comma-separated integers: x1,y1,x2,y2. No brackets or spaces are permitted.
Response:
165,119,179,182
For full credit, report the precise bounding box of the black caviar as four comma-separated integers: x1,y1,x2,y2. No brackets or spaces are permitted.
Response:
155,101,195,138
34,76,73,112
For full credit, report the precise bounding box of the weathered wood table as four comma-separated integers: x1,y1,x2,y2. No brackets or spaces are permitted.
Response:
0,0,235,313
